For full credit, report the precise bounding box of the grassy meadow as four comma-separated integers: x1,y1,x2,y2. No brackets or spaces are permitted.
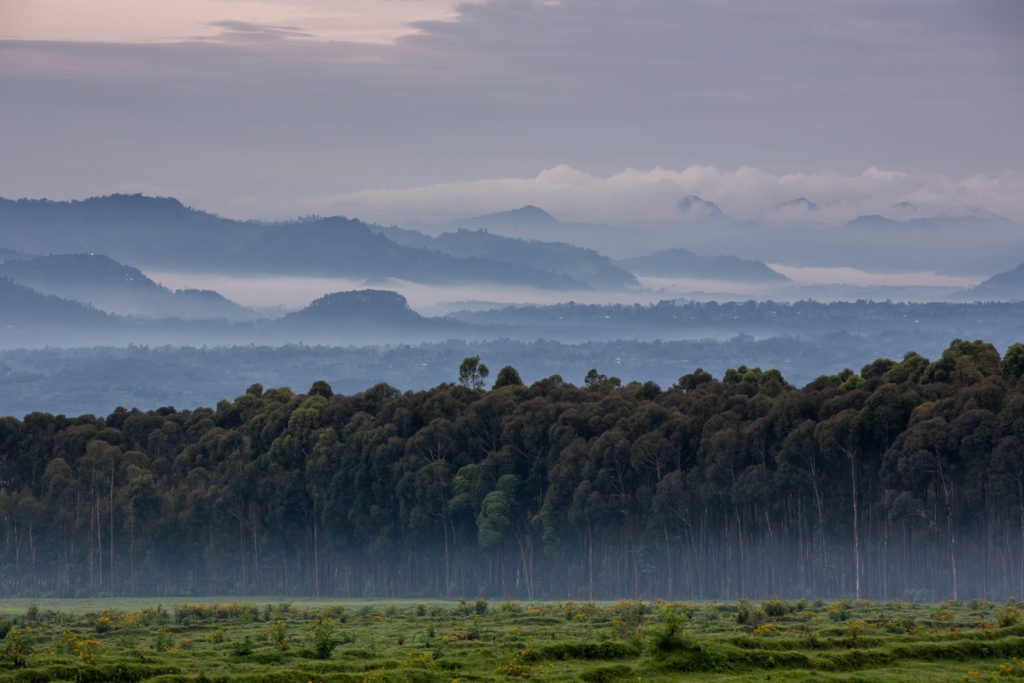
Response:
3,596,1024,681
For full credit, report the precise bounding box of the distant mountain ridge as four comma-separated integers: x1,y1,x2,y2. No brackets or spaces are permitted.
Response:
0,253,257,319
0,195,599,290
617,247,788,282
968,263,1024,301
0,279,471,348
375,225,638,290
283,290,423,325
457,205,561,230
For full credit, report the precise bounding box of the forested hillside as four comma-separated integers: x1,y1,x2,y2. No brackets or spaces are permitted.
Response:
1,340,1023,603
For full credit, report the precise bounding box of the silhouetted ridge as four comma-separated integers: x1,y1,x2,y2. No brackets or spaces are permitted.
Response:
0,253,255,319
777,197,818,211
617,247,787,282
0,194,600,289
970,262,1024,300
286,289,422,323
677,195,726,219
458,205,561,229
0,253,157,289
844,214,902,229
0,276,115,327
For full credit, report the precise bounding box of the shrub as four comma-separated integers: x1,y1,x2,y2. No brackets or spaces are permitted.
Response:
153,628,172,653
998,605,1019,628
24,603,39,623
309,618,336,659
230,635,253,656
269,620,288,650
762,600,790,618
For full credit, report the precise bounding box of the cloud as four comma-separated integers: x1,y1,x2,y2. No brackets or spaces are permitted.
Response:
0,0,1022,217
0,0,478,45
312,164,1024,225
204,20,314,43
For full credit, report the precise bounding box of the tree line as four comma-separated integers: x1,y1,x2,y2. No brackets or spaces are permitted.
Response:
1,339,1023,602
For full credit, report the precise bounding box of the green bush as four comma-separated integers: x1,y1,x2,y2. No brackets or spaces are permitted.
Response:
762,600,790,618
230,635,254,656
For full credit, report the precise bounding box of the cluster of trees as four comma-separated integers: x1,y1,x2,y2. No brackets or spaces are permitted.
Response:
2,340,1024,602
454,299,1024,341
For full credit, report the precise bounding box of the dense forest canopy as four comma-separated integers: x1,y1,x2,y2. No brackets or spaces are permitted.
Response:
2,339,1024,603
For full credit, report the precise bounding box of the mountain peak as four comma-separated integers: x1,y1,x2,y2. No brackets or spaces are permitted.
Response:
463,205,560,227
290,289,422,322
777,197,818,211
677,195,725,220
845,214,902,229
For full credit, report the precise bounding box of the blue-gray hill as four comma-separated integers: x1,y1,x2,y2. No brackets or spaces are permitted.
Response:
0,195,593,290
969,263,1024,301
0,253,256,319
376,226,637,290
617,247,788,282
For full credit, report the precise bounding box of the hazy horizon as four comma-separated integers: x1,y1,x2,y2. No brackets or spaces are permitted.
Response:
2,1,1023,226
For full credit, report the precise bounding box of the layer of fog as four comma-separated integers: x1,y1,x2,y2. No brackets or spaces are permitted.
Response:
766,265,980,288
147,266,985,319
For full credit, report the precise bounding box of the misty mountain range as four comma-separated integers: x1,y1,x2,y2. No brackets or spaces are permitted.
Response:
0,192,1022,418
618,247,788,282
0,194,810,292
0,254,257,320
430,199,1024,277
0,194,1021,344
2,266,1023,353
4,193,1024,297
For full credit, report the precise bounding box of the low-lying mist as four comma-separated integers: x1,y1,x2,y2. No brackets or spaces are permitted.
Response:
146,266,986,318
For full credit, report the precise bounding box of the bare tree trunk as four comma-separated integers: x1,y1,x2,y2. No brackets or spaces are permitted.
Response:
937,457,957,601
129,507,136,597
847,448,860,600
1018,475,1023,599
313,519,320,598
663,522,673,600
29,522,37,598
588,525,594,601
89,490,95,598
109,468,115,598
249,503,261,595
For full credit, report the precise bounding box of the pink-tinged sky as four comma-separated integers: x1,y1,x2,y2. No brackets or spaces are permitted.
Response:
1,0,1023,224
0,0,476,44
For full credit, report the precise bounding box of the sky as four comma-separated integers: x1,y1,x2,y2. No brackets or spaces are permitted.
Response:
2,0,1023,225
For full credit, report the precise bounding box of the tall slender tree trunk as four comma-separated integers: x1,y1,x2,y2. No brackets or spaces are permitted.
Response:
1018,475,1023,599
249,504,261,595
588,524,594,601
29,522,37,598
109,468,115,598
936,457,957,601
128,507,136,597
89,489,96,598
848,449,860,600
663,522,673,600
313,519,320,598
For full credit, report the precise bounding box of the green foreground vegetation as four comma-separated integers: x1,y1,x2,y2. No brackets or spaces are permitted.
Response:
4,598,1024,681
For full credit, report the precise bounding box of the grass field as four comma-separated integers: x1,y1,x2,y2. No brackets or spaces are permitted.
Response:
3,596,1024,681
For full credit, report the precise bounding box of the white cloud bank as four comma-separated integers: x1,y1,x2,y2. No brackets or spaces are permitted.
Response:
311,164,1024,226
